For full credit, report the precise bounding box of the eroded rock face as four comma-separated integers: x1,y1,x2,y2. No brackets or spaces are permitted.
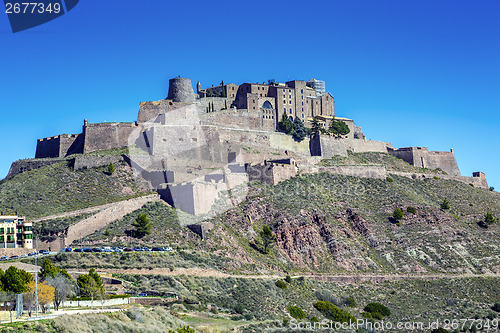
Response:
204,196,500,274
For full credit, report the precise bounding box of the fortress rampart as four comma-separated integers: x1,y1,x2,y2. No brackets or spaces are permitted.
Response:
388,147,460,176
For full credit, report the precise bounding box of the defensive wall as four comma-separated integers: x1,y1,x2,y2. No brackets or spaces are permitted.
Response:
83,122,138,154
388,147,460,176
35,133,83,159
6,157,66,179
391,170,489,189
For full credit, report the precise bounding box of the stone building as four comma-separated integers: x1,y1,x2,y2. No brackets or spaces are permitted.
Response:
0,215,33,249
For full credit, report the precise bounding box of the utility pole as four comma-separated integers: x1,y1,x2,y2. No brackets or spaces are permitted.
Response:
34,236,38,317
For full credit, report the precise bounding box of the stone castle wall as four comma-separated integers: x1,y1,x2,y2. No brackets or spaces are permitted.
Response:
83,122,137,154
388,147,460,176
7,158,66,179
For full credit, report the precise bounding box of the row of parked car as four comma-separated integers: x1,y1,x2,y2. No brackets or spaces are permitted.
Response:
0,249,51,261
62,246,173,253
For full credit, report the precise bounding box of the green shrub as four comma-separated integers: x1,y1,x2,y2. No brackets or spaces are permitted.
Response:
440,199,450,210
275,280,287,289
386,177,393,183
310,316,319,322
287,306,306,320
406,206,417,214
285,275,292,283
371,312,383,320
433,176,439,180
234,303,245,314
430,328,449,333
361,312,372,319
485,212,495,224
363,303,391,317
393,208,404,221
344,297,357,308
492,302,500,312
313,301,356,323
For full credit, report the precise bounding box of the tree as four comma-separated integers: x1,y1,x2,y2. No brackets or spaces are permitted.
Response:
260,225,275,254
328,118,350,137
37,282,55,313
132,214,151,238
440,199,450,210
310,117,322,136
292,117,307,142
278,112,293,134
46,274,74,311
77,274,99,306
2,266,33,293
39,259,72,281
393,208,404,221
107,162,115,175
489,186,495,191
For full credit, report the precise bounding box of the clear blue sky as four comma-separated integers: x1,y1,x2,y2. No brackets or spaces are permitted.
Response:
1,0,499,189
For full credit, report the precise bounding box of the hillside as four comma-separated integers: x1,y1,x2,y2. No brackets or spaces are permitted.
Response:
0,157,150,219
33,152,499,276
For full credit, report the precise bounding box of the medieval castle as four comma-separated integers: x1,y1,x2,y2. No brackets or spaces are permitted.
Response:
9,77,488,217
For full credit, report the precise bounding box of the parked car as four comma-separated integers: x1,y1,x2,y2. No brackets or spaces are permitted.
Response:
74,248,84,252
19,254,27,258
112,247,123,252
39,249,50,255
28,251,37,256
142,247,151,252
9,255,19,260
163,247,173,252
133,247,143,251
138,293,148,297
123,247,133,252
83,247,92,252
0,256,8,261
91,247,103,252
151,247,162,252
64,247,73,252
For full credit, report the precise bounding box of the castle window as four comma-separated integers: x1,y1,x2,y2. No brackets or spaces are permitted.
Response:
253,107,255,109
289,95,291,98
283,100,286,104
253,100,255,103
289,101,291,104
301,96,303,99
302,102,304,106
289,108,292,114
301,89,303,93
232,87,235,90
302,114,304,118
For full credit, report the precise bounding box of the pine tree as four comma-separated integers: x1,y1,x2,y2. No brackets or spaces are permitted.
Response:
260,225,275,254
328,118,350,137
107,162,115,175
278,112,294,134
132,214,151,238
292,117,307,142
311,117,322,136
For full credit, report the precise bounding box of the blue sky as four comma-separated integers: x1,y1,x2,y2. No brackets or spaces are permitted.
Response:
1,0,499,189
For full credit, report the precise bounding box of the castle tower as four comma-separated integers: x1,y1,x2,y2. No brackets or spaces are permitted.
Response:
196,81,202,94
167,77,195,102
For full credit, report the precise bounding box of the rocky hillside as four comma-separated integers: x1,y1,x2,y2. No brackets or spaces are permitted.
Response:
58,152,500,275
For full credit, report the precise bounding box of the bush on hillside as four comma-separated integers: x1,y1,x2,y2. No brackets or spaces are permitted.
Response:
287,306,306,320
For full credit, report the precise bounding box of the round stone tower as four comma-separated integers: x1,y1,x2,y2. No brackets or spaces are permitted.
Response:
167,77,195,102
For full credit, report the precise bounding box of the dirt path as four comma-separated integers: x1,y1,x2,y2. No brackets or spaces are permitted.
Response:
69,267,500,283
